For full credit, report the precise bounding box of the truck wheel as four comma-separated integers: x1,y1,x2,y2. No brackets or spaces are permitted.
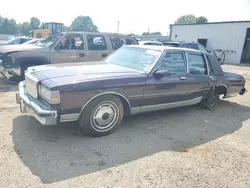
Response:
202,93,219,110
79,95,124,137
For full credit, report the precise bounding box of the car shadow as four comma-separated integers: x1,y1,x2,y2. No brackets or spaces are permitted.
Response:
12,100,250,183
0,77,18,92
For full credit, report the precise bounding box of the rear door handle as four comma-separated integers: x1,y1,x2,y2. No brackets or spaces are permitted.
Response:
79,53,85,57
102,53,108,57
209,76,215,80
179,76,187,80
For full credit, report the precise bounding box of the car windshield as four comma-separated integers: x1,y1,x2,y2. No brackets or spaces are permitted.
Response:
6,37,20,44
35,34,62,47
104,47,161,72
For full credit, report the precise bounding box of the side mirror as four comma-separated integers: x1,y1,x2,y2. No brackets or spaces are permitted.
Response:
153,70,171,79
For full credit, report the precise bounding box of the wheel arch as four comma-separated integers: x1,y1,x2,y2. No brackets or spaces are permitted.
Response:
214,84,228,97
79,92,132,117
16,56,49,67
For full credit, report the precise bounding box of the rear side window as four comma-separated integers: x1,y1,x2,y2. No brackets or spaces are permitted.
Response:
110,37,124,50
124,38,136,45
188,54,207,75
87,35,107,50
197,44,208,52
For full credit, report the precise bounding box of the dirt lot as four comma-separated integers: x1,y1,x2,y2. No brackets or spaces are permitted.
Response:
0,65,250,188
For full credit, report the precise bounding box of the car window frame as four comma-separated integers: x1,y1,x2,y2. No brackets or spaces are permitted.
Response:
151,50,188,76
187,52,209,76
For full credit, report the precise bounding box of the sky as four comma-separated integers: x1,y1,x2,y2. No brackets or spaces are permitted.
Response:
1,0,250,35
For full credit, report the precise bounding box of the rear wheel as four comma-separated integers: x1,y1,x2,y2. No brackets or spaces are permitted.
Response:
201,93,219,110
79,95,124,137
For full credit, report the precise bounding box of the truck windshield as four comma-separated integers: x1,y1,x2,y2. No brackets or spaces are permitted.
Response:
35,34,62,47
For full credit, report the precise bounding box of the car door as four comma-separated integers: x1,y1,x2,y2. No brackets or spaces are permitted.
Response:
72,34,87,62
85,34,112,61
51,34,78,63
142,50,209,110
186,52,211,94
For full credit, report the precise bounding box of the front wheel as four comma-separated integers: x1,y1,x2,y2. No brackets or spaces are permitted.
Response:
79,95,124,137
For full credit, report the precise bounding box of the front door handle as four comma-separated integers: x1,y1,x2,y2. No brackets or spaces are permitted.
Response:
179,76,187,80
209,76,215,80
79,53,85,57
102,53,108,57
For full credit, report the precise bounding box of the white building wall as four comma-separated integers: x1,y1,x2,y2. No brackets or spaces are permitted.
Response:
171,22,250,64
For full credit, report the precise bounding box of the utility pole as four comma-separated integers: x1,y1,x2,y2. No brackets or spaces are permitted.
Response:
117,21,120,34
148,28,150,34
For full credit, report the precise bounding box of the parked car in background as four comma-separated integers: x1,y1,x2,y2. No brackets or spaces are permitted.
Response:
0,36,32,46
16,45,246,137
163,41,208,53
0,32,138,80
139,40,163,46
22,38,44,45
162,41,180,47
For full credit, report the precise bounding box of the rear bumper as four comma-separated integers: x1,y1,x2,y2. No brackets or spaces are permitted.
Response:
16,81,58,126
239,88,247,95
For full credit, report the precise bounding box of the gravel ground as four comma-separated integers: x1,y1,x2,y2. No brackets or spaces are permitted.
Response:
0,65,250,188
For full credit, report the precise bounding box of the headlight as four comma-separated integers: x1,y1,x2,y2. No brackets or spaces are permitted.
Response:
39,85,60,104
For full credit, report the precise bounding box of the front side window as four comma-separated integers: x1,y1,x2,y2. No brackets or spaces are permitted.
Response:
104,46,161,72
188,53,207,75
87,35,107,50
156,52,186,75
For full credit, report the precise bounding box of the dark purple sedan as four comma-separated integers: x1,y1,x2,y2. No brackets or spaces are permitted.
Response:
16,45,247,136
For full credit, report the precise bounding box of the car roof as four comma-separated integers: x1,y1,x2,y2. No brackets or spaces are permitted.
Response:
61,31,136,38
126,45,203,54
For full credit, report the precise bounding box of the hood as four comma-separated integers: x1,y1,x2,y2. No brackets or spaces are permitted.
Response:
0,44,42,53
30,62,143,85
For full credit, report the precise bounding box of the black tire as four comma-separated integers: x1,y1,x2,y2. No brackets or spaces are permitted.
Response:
202,93,219,110
79,95,124,137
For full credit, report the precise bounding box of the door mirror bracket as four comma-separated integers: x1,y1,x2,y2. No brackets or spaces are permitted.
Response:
153,70,171,79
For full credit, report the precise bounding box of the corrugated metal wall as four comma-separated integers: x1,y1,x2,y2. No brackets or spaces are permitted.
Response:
170,22,250,64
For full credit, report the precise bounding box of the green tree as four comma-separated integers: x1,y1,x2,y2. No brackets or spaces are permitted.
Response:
17,22,31,35
175,14,197,24
70,16,98,32
142,32,162,36
196,16,208,24
30,17,40,30
0,18,17,34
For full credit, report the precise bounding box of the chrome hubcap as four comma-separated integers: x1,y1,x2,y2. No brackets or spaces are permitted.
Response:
90,101,119,131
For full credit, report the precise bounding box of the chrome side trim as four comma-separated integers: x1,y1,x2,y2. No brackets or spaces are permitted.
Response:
79,92,132,118
185,52,189,74
60,113,79,123
143,89,207,97
131,97,202,114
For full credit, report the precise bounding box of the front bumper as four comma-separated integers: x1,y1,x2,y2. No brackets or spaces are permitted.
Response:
16,81,58,126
